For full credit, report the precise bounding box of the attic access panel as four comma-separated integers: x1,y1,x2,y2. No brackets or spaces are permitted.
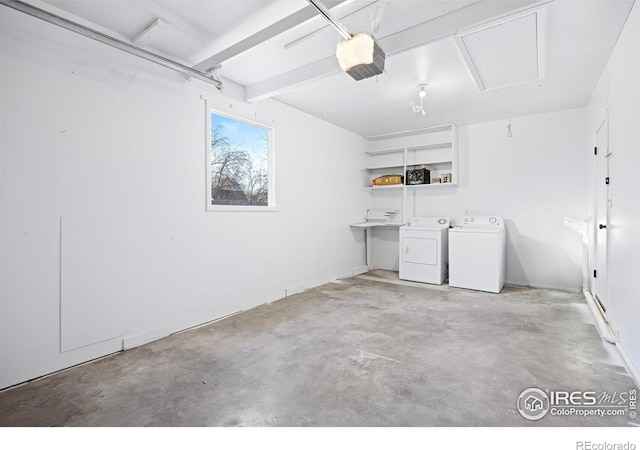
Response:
456,12,541,91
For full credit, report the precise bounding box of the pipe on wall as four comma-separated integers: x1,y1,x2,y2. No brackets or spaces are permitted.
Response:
0,0,223,90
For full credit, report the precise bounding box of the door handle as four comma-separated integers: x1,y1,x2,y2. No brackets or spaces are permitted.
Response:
599,224,607,229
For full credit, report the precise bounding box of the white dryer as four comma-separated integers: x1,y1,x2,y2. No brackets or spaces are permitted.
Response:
399,217,450,285
449,215,506,293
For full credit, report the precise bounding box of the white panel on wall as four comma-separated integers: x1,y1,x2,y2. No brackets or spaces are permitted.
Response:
61,216,129,352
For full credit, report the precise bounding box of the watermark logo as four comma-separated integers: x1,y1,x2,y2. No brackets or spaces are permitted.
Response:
517,387,637,421
577,442,637,450
517,387,550,420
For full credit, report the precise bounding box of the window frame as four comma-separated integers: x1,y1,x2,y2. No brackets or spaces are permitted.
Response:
206,107,277,212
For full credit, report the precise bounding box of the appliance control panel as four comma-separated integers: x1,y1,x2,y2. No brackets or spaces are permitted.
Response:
410,217,450,227
457,215,503,227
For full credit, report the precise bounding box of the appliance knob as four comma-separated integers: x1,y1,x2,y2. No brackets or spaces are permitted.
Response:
438,218,446,224
489,217,497,224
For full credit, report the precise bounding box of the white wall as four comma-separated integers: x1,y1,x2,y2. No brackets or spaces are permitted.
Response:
0,9,367,389
371,108,589,290
587,2,640,377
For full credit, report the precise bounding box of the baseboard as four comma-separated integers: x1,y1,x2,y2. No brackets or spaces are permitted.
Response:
337,265,368,280
351,265,369,276
583,290,618,344
507,280,581,293
122,326,171,350
616,341,640,389
171,311,242,335
285,284,305,297
582,291,640,389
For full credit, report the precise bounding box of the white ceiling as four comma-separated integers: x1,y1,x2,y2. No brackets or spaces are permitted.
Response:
36,0,635,137
457,12,540,91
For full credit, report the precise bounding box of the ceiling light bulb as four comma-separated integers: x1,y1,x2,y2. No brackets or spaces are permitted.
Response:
411,84,428,116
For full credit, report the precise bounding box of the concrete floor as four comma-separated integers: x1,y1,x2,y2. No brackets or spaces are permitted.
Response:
0,270,637,427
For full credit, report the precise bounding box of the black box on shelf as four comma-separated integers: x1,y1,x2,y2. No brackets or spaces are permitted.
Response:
406,168,430,185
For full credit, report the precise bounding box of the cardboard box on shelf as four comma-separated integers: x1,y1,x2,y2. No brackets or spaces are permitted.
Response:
372,174,404,186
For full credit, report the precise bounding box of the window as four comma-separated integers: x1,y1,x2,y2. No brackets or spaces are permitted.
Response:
207,110,275,210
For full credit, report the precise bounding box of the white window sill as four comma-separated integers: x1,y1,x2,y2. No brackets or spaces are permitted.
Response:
207,205,279,212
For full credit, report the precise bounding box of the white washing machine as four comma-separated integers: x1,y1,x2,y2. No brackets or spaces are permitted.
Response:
449,215,506,293
399,217,450,285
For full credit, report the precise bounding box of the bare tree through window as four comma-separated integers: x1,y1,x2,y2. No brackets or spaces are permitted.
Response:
210,112,270,207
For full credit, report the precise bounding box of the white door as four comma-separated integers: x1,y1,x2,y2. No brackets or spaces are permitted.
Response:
402,237,437,265
594,120,609,315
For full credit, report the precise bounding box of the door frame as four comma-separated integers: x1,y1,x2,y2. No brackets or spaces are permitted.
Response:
591,117,610,319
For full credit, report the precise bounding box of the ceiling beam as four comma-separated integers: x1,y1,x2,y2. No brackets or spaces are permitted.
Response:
192,0,348,73
247,57,342,102
246,0,551,102
1,0,223,90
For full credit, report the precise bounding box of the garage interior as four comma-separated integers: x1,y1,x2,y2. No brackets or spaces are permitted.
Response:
0,0,639,429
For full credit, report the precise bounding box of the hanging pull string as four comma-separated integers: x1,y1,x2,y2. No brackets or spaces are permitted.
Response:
507,89,513,138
